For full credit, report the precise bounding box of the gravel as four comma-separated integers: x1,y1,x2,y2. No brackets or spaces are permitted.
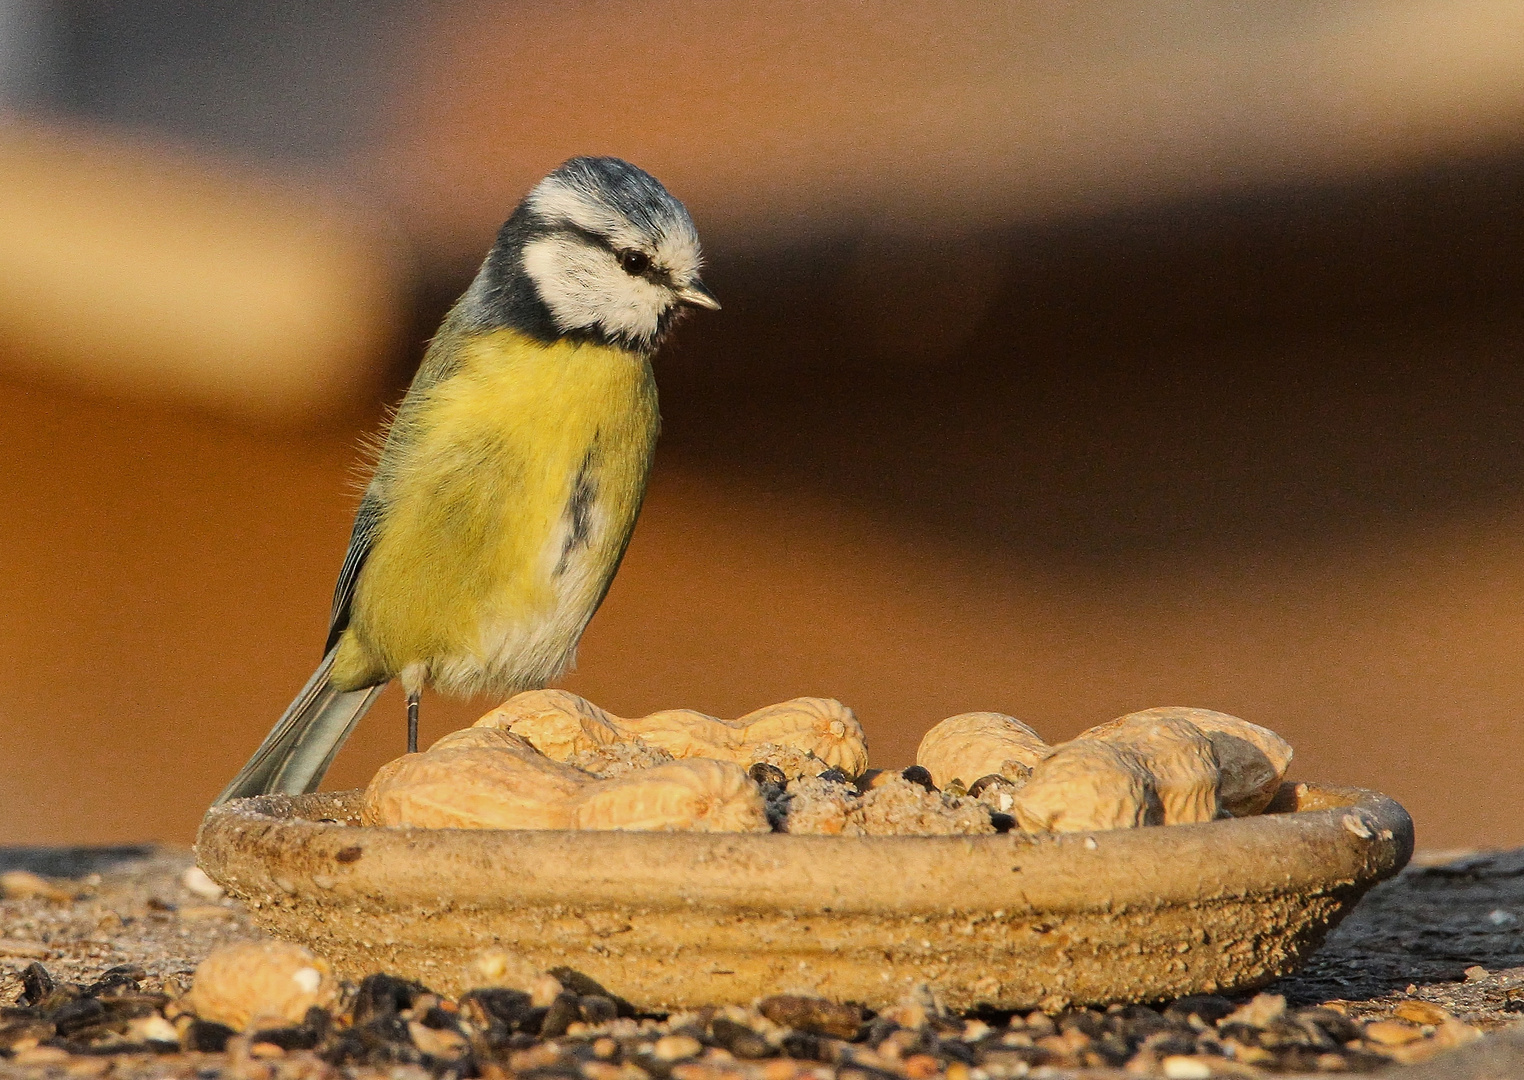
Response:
1,845,1522,1078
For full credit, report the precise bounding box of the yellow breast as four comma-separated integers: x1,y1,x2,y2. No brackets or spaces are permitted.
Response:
332,329,659,695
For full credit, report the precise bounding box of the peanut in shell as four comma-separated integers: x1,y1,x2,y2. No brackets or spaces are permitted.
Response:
1011,740,1162,834
915,712,1047,790
1076,714,1221,825
1100,707,1292,817
480,689,868,778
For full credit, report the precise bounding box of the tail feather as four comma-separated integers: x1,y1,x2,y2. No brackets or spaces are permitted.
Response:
214,648,386,805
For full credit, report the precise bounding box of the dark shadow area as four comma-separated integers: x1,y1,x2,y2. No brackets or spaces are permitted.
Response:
641,150,1524,571
1274,849,1524,1004
0,845,155,878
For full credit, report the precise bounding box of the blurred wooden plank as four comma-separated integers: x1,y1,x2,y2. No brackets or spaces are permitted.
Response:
0,120,405,423
388,0,1524,251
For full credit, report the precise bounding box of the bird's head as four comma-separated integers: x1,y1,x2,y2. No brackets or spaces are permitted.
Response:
475,157,717,353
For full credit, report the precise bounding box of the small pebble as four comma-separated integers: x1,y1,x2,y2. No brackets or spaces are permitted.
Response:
1393,1000,1451,1025
408,1020,469,1058
1160,1055,1213,1079
511,1043,566,1072
579,994,620,1025
961,1019,992,1041
181,866,225,900
539,992,580,1038
0,870,73,902
1023,1011,1056,1037
1222,992,1285,1028
653,1034,703,1061
126,1014,179,1044
14,1046,72,1065
902,1052,941,1078
711,1017,772,1058
530,972,566,1007
1363,1021,1423,1046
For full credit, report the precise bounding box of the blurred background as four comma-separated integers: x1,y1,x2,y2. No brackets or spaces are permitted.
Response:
3,1,1524,848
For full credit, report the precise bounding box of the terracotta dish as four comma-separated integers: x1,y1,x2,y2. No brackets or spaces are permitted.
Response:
196,782,1411,1011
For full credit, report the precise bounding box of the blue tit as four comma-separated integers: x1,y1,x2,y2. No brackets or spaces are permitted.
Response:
216,157,718,803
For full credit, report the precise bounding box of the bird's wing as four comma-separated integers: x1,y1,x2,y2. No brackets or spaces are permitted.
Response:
324,490,384,654
319,305,475,657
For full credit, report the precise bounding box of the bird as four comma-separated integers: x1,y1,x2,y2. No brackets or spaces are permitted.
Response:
215,157,718,804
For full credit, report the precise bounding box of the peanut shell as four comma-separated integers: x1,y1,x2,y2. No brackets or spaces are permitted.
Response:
482,690,869,778
361,729,586,830
916,712,1047,790
182,940,337,1030
1102,707,1292,816
735,697,869,777
1011,741,1162,834
1077,714,1221,824
474,689,623,758
363,727,770,834
572,759,769,833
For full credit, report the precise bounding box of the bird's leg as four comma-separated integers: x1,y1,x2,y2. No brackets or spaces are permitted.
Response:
407,692,420,754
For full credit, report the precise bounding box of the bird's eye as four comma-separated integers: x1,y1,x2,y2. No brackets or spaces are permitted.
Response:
618,249,651,276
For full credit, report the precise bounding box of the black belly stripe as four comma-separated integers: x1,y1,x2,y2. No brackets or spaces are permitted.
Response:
556,447,598,575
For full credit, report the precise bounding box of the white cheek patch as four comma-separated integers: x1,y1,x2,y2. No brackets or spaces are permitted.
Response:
522,234,669,345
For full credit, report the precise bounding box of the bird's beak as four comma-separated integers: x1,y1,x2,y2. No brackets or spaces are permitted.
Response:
676,278,721,310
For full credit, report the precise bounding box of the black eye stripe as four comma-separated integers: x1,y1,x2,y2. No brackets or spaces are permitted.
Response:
538,221,669,282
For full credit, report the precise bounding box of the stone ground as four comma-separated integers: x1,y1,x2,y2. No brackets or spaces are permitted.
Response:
0,845,1521,1078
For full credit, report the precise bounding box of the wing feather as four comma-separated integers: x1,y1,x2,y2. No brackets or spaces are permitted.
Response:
324,491,384,654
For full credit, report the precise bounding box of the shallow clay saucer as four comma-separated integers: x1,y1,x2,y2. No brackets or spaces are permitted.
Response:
196,782,1411,1011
